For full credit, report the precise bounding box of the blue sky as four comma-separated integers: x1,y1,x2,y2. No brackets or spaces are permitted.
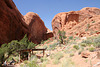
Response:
13,0,100,30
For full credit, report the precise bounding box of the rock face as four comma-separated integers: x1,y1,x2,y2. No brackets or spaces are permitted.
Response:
52,7,100,38
24,12,53,44
0,0,29,45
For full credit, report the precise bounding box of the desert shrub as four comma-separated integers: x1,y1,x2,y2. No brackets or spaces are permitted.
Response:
40,56,48,62
28,55,38,62
85,59,88,63
24,60,29,64
58,30,67,45
50,53,55,59
78,49,84,55
64,46,71,54
88,47,95,52
73,45,79,50
93,36,100,48
70,53,74,57
28,60,39,67
54,52,64,60
41,61,48,67
60,59,75,67
82,40,92,45
42,45,48,49
91,21,95,23
69,36,73,40
80,43,87,47
49,43,58,50
53,52,64,64
53,59,59,64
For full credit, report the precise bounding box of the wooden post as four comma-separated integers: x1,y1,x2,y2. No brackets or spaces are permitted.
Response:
43,50,45,57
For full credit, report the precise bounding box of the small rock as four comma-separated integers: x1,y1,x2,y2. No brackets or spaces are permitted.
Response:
81,51,90,58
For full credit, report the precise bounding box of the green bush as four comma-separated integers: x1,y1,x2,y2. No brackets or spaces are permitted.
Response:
52,52,64,64
40,56,48,62
54,52,64,60
82,40,92,45
93,36,100,48
80,43,87,47
73,45,79,50
78,49,84,55
70,53,74,57
91,21,95,23
0,34,37,65
88,47,95,52
58,30,67,45
53,59,59,64
69,36,73,40
49,43,58,50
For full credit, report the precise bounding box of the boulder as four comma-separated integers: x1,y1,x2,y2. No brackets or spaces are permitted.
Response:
52,7,100,38
24,12,53,44
0,0,29,46
81,51,90,58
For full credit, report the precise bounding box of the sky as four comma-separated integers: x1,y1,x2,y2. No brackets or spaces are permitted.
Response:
13,0,100,30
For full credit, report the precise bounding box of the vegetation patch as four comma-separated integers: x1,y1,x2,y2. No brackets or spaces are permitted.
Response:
73,45,79,50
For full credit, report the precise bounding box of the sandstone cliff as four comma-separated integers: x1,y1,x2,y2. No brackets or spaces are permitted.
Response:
0,0,29,45
52,7,100,38
0,0,53,45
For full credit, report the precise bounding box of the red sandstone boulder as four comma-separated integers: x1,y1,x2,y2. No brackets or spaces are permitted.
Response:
81,51,90,58
24,12,53,44
0,0,29,45
52,7,100,38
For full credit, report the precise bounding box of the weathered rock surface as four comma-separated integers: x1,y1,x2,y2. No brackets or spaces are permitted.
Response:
24,12,53,44
52,7,100,38
0,0,53,45
81,51,90,58
0,0,29,45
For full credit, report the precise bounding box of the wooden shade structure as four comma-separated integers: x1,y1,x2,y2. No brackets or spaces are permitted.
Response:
17,48,46,63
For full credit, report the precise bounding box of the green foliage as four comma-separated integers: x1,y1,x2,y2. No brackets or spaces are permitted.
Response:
88,47,95,52
87,24,90,29
85,24,90,31
80,43,87,47
0,34,37,65
93,36,100,48
73,45,79,50
22,60,39,67
69,36,73,40
81,39,92,46
70,53,74,57
81,35,100,48
58,30,67,45
53,52,64,60
51,52,63,64
40,56,48,62
28,41,36,49
60,59,75,67
91,21,95,23
78,49,84,55
49,43,58,50
53,59,59,64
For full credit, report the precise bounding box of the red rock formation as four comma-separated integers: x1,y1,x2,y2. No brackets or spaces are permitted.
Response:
24,12,53,44
52,7,100,38
44,28,54,40
0,0,29,45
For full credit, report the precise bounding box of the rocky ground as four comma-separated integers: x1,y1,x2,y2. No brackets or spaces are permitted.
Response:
17,34,100,67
